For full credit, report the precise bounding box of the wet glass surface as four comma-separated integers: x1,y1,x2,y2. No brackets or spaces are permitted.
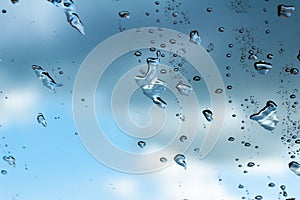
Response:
0,0,300,199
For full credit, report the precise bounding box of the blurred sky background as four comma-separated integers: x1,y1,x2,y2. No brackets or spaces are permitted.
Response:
0,0,300,199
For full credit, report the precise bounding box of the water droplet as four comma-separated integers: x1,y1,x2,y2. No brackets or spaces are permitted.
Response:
238,184,244,189
169,39,176,44
250,101,279,131
1,170,7,175
2,9,7,14
207,7,212,12
135,51,167,109
37,113,47,127
134,51,142,57
189,30,201,45
32,65,63,92
174,154,187,170
193,76,201,81
160,69,167,74
218,27,225,32
118,11,130,19
280,185,286,190
160,157,167,163
247,162,255,167
228,43,233,48
137,141,146,148
288,161,300,176
268,182,275,187
172,11,180,17
49,0,85,34
202,109,213,122
179,135,187,142
248,54,258,60
267,54,273,59
11,0,19,4
290,94,296,99
215,88,223,94
226,53,231,58
176,82,193,96
3,156,16,167
255,195,263,200
290,68,299,75
254,61,272,75
297,50,300,62
160,43,166,48
277,5,295,18
228,137,235,141
206,43,214,52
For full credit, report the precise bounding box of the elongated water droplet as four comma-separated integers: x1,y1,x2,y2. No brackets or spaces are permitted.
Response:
48,0,85,34
254,61,272,75
1,170,7,175
32,65,63,92
3,156,16,167
37,113,47,127
174,154,187,170
250,101,279,131
277,5,295,18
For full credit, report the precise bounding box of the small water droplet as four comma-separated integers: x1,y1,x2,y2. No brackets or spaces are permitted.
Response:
218,27,225,32
174,154,187,170
202,109,213,122
37,113,47,127
268,182,275,187
160,157,167,163
134,51,142,57
189,30,201,45
228,137,235,141
169,39,176,44
215,88,223,94
193,76,201,81
1,170,7,175
247,162,255,167
137,141,146,148
179,135,187,142
290,68,299,75
119,11,130,19
267,54,273,59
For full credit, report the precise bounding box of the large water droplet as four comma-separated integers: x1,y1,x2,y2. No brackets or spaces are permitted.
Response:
288,161,300,176
250,101,279,131
174,154,187,170
202,109,213,122
135,52,167,109
277,5,295,18
32,65,63,92
189,30,201,45
48,0,85,34
37,113,47,127
254,61,272,75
